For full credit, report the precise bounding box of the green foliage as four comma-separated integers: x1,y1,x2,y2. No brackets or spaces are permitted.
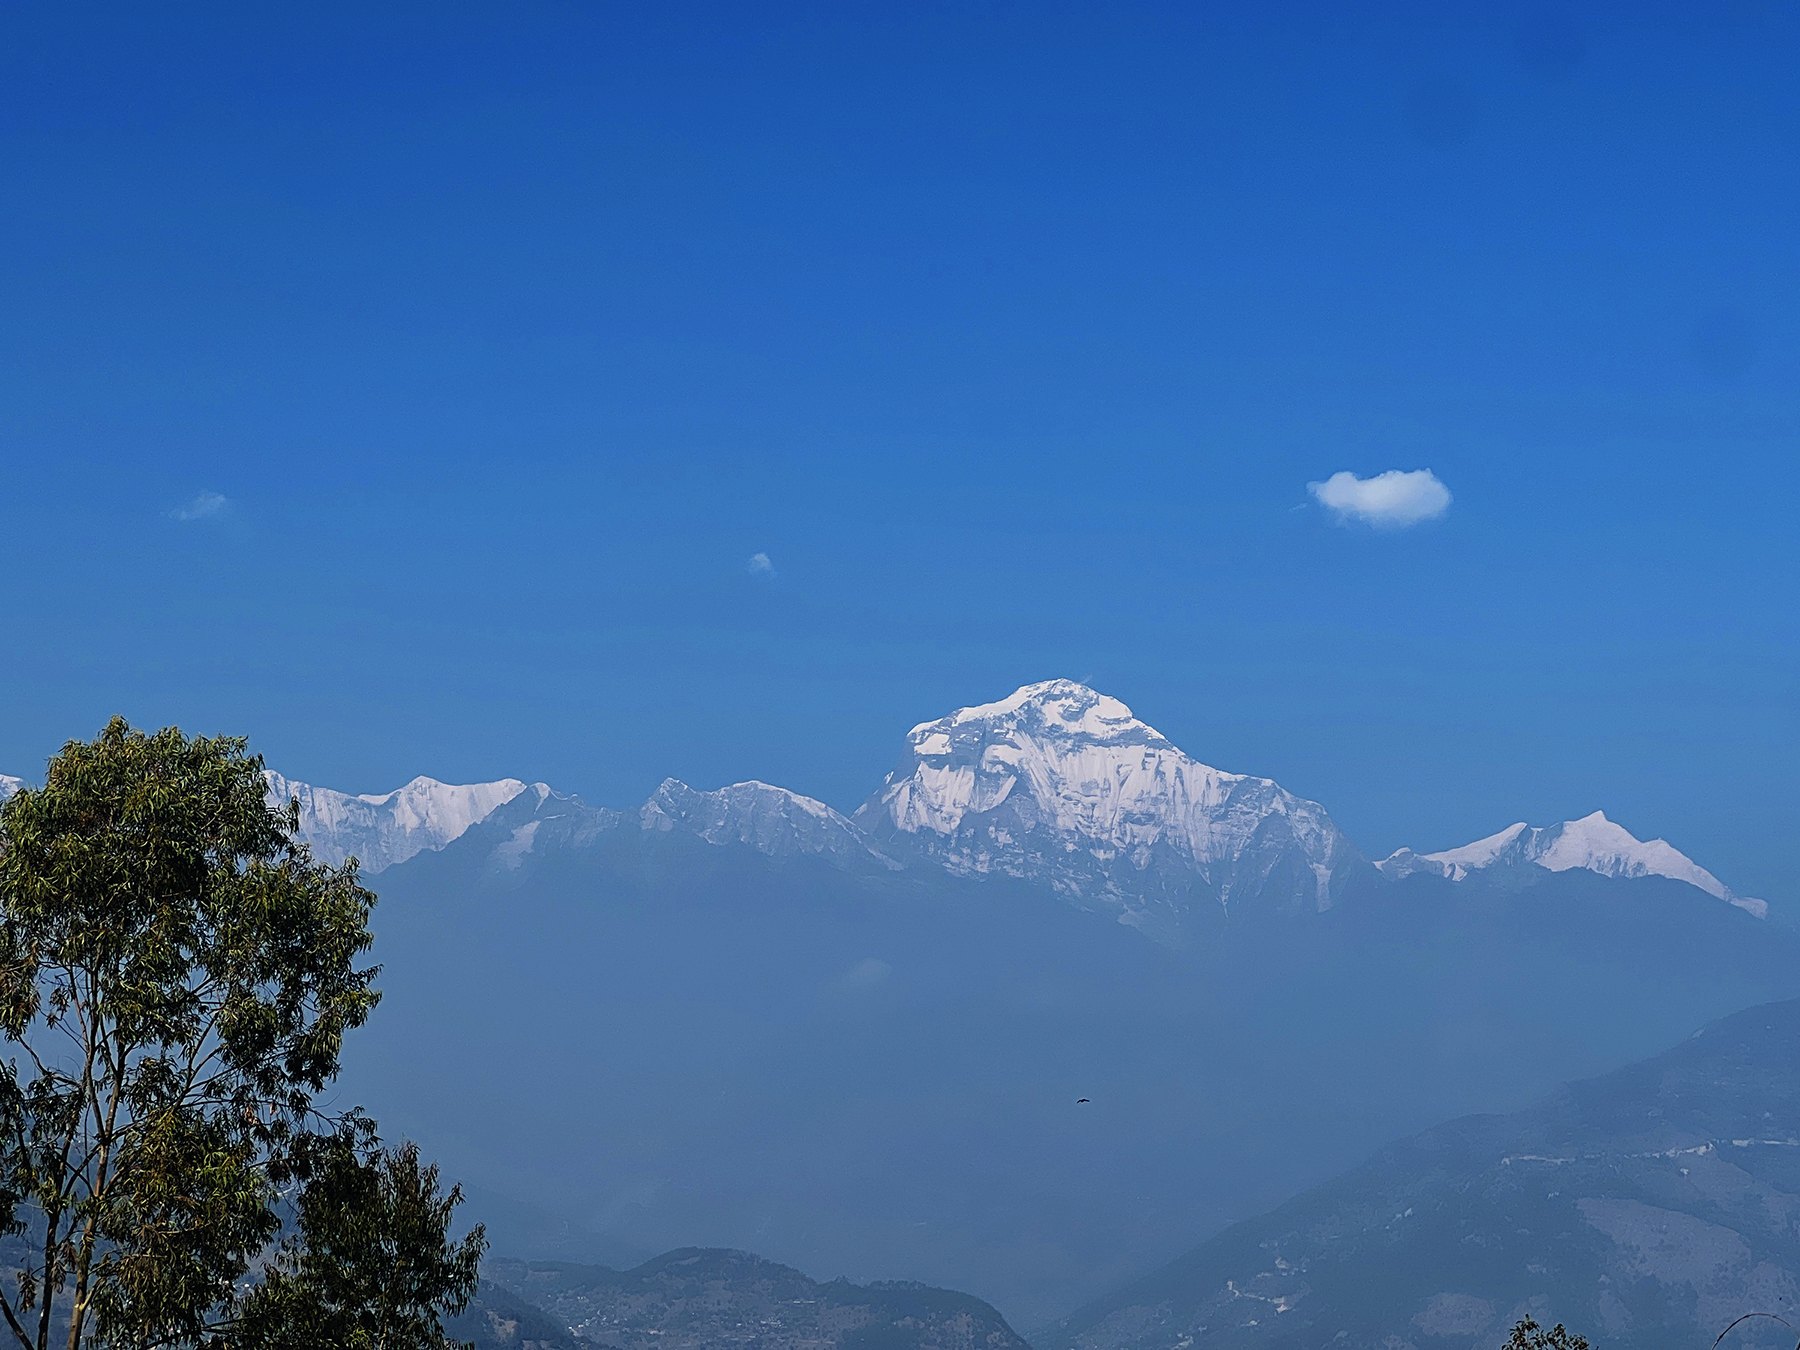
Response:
1505,1317,1590,1350
235,1132,485,1350
0,719,482,1349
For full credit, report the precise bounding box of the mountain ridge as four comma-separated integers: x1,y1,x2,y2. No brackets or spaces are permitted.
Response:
2,681,1764,938
853,679,1363,943
1381,810,1765,918
1041,995,1800,1350
244,680,1760,941
480,1248,1031,1350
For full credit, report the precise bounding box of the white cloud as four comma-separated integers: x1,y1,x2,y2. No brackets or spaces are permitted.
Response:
747,551,775,576
1308,469,1451,528
170,491,230,522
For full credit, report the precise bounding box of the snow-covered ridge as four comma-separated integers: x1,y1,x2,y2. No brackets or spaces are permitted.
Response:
642,779,900,870
264,771,533,872
857,679,1362,938
1380,811,1767,918
262,768,896,876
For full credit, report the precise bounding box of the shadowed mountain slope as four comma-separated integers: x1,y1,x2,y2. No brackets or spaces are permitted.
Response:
340,808,1800,1326
449,1280,601,1350
1043,997,1800,1350
482,1248,1029,1350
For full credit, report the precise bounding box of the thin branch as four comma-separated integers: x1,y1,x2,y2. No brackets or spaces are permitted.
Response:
0,1286,33,1350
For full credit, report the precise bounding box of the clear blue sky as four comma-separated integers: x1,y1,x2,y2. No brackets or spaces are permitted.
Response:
3,3,1795,902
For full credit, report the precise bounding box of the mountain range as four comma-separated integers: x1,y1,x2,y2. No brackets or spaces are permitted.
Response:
1,682,1787,1328
232,680,1764,946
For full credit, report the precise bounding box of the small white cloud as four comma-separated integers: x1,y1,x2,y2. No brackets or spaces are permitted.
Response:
747,551,775,576
1308,469,1451,528
170,491,230,522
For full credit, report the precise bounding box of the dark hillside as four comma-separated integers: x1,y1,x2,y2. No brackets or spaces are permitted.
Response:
341,814,1800,1324
484,1248,1030,1350
1044,996,1800,1350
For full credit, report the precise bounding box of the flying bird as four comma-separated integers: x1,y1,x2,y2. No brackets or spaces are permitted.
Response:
1077,1098,1090,1104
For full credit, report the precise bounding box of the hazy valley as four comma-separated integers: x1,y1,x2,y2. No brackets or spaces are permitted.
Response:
7,681,1788,1342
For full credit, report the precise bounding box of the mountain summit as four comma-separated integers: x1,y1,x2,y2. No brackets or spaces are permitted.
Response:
854,679,1364,941
262,771,531,871
1381,811,1766,917
170,681,1762,940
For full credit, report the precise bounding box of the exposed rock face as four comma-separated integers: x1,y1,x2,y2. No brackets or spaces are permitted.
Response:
854,680,1365,941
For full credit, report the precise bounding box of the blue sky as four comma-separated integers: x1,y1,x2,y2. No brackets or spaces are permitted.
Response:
3,2,1795,903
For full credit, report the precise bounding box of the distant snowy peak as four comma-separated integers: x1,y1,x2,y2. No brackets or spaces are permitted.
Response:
643,778,901,871
1380,811,1767,918
264,771,533,872
855,679,1363,938
0,774,23,803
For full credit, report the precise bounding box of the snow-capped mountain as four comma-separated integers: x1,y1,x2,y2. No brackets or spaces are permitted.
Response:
11,685,1774,944
642,779,900,871
853,679,1365,940
1380,811,1767,918
263,771,532,871
263,768,895,878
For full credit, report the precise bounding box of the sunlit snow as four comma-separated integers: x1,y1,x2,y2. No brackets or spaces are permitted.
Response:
1381,810,1765,917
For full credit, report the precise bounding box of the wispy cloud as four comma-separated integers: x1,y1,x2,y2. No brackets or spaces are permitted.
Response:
835,957,892,991
747,551,775,576
169,491,230,522
1308,469,1451,528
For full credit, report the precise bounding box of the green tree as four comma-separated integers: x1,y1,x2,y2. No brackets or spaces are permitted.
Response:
1505,1318,1590,1350
0,719,483,1349
234,1132,485,1350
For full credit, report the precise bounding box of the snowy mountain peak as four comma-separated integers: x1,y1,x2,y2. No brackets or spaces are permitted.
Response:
642,778,900,870
858,680,1364,941
923,679,1157,746
264,771,533,872
1380,811,1766,918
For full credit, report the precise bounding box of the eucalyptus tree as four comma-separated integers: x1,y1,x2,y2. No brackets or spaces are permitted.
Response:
0,719,483,1349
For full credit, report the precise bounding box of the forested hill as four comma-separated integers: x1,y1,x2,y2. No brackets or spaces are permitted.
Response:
462,1247,1030,1350
1043,997,1800,1350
